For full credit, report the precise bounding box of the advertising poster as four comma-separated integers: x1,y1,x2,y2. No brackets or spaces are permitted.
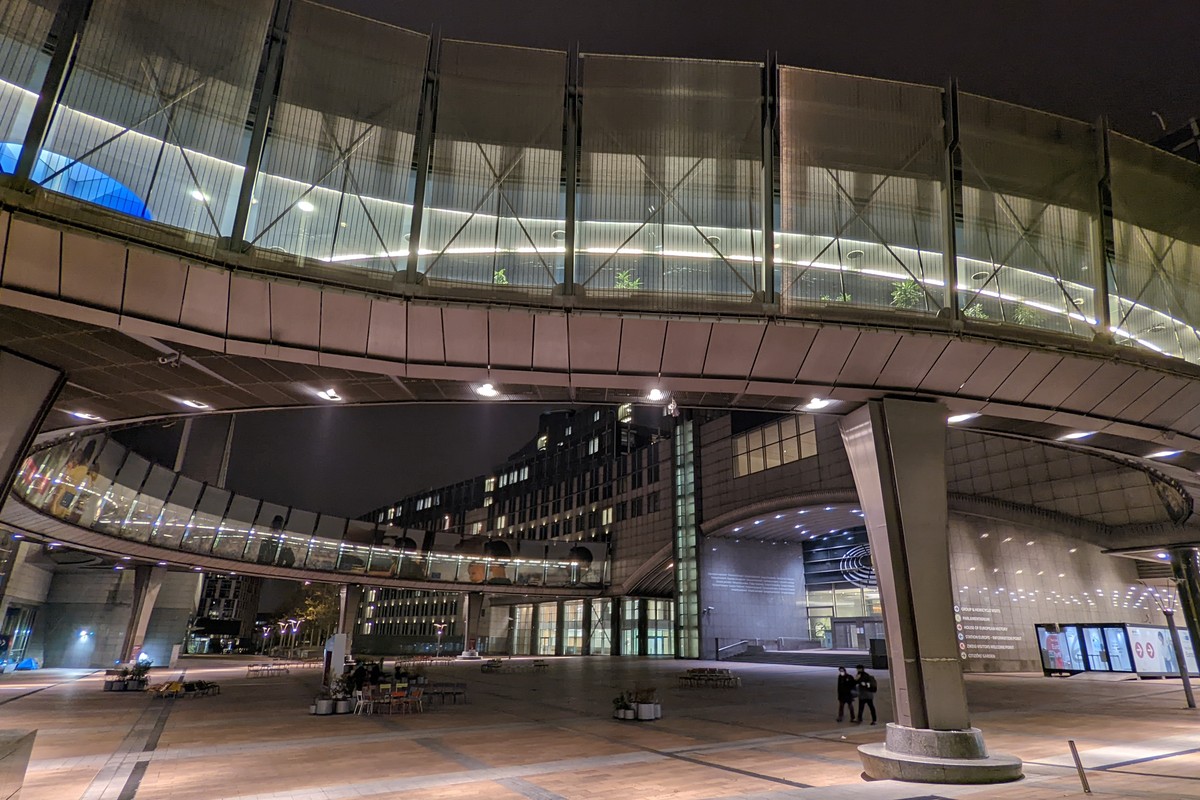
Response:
1127,625,1200,676
1037,626,1085,671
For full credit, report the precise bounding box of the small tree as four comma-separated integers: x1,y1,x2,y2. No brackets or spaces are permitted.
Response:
820,292,852,303
890,279,924,309
614,270,642,290
1010,304,1036,326
492,268,509,285
963,303,989,320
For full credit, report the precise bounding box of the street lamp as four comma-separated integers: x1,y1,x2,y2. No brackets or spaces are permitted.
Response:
1142,578,1196,709
434,622,448,657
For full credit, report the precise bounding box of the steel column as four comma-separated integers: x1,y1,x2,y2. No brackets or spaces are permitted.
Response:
559,44,580,296
405,29,443,282
760,52,779,306
939,79,963,320
1091,116,1116,337
14,0,94,184
1172,547,1200,668
228,0,292,251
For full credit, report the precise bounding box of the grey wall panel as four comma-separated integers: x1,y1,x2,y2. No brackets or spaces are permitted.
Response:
1023,359,1100,409
487,309,534,369
406,305,445,363
661,320,712,377
365,299,407,362
568,315,621,373
179,265,230,335
60,231,126,311
702,323,764,378
956,347,1027,398
918,341,995,393
750,325,816,381
988,351,1063,403
838,331,902,386
1060,362,1139,414
318,292,371,356
3,217,60,295
226,276,272,342
617,318,667,374
441,307,489,366
874,336,949,389
122,249,187,324
268,283,321,349
796,328,858,384
531,313,568,371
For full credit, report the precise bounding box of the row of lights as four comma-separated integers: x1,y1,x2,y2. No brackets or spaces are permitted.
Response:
949,414,1184,461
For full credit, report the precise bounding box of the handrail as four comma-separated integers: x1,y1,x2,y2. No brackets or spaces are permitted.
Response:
13,434,609,589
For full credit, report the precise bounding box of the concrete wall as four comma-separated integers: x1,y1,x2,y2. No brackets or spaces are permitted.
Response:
698,538,808,659
949,515,1147,673
39,570,201,668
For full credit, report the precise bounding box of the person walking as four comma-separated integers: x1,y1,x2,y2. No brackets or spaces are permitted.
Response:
836,666,858,722
854,664,878,725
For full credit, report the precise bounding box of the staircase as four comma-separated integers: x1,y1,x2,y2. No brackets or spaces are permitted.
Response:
725,650,870,669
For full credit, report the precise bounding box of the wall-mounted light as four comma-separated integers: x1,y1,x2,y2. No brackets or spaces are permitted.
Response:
69,411,104,421
475,383,500,398
804,398,832,410
317,388,342,401
1058,431,1095,441
647,388,666,402
296,200,315,213
1147,449,1181,459
947,413,979,424
179,399,210,410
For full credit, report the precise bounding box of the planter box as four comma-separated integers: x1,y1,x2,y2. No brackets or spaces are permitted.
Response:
315,699,334,715
334,699,353,714
636,703,656,721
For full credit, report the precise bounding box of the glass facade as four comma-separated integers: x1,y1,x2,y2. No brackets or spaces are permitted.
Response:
562,599,584,655
647,599,675,656
589,598,612,655
671,418,699,658
621,597,640,656
512,605,533,655
803,529,882,650
733,414,816,478
536,601,557,655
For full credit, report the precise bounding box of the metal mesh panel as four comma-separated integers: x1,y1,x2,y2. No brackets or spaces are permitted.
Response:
38,0,272,238
576,55,763,309
1109,134,1200,363
778,68,944,315
246,2,426,272
958,94,1097,335
417,40,565,298
0,0,59,156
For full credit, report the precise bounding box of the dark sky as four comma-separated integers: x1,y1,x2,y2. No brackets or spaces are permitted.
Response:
225,404,555,518
330,0,1198,140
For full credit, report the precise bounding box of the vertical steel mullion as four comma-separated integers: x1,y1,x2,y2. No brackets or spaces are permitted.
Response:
229,0,292,251
940,78,963,320
1092,116,1116,337
238,499,264,561
207,491,237,555
560,45,580,296
760,53,779,307
15,0,93,183
405,29,442,282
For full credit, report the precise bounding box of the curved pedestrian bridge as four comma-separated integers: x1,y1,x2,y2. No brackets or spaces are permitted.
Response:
5,433,606,595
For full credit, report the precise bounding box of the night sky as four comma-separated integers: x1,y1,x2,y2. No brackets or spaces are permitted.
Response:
225,1,1196,519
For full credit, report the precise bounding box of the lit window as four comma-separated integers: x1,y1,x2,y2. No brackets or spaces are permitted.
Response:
618,403,632,423
537,434,548,450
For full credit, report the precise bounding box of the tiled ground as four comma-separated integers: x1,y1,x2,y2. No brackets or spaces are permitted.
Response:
4,656,1199,799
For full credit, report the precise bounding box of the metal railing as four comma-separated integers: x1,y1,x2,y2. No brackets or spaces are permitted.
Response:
12,433,608,588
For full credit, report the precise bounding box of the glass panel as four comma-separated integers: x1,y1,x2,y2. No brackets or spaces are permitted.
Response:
211,495,256,558
589,598,612,655
0,0,59,152
304,536,340,571
621,598,640,656
562,599,584,655
123,464,174,543
512,604,533,655
154,476,202,548
38,0,273,244
763,441,782,470
247,503,289,565
780,435,799,463
833,588,864,617
1109,134,1200,364
182,485,229,554
246,2,425,273
778,68,944,314
957,95,1097,334
576,55,764,310
418,40,565,297
536,601,557,655
95,452,149,535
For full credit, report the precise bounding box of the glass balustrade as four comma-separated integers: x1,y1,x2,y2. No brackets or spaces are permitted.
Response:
12,433,606,589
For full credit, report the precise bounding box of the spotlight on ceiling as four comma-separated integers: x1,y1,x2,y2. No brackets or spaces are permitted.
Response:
947,412,980,424
179,399,210,409
1147,449,1182,459
647,388,666,402
475,383,500,398
189,189,208,202
805,398,832,410
296,200,315,213
1058,431,1095,441
69,411,104,421
1156,552,1170,560
316,388,342,402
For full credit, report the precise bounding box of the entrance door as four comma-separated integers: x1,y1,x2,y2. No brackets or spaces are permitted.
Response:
832,621,865,650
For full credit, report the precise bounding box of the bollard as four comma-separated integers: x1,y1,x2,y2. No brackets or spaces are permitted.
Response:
1067,740,1091,794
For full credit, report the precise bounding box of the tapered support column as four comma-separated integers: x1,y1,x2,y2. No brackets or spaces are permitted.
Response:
0,350,65,506
120,565,165,663
337,584,363,656
839,399,1021,784
1172,547,1200,668
460,591,484,658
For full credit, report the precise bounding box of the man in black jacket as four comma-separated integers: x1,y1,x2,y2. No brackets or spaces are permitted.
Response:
854,664,878,725
836,666,858,722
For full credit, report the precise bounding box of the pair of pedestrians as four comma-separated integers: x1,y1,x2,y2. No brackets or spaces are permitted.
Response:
836,664,878,724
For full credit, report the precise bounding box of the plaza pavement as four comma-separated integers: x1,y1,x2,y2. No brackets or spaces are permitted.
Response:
4,655,1199,799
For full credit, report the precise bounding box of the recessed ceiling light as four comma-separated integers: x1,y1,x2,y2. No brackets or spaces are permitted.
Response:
947,413,979,424
317,388,342,401
179,399,210,409
846,249,865,260
68,411,104,421
551,229,566,241
1156,552,1170,560
189,189,208,202
805,398,832,410
475,383,500,398
1058,431,1095,441
1147,449,1181,459
296,200,315,213
647,388,666,402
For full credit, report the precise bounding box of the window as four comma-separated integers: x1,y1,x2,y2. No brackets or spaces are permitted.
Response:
618,403,632,423
631,497,644,517
537,434,548,450
733,414,817,477
647,492,659,513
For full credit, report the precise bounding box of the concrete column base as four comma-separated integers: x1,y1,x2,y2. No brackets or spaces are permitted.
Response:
0,729,36,799
858,723,1023,784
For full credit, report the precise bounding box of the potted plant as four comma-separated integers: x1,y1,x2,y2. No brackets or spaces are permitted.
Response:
633,687,659,721
331,676,353,714
314,688,334,716
112,666,130,691
890,279,924,310
614,270,642,292
128,661,152,691
612,694,630,720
